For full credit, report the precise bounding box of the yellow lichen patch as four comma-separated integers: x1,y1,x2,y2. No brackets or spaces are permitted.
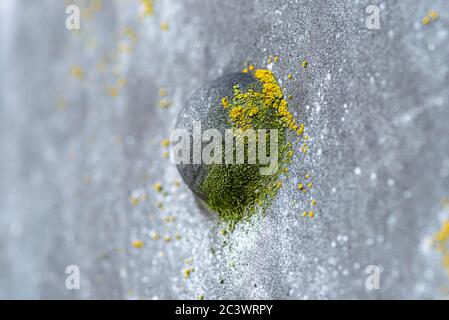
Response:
162,151,169,158
183,267,195,279
311,199,316,206
175,233,181,240
422,16,431,25
301,60,308,68
142,0,154,16
159,87,167,97
248,64,255,71
152,182,163,192
159,99,171,109
422,9,439,26
309,211,315,218
436,222,449,242
163,235,172,242
302,211,307,217
442,197,449,208
161,138,170,147
163,215,176,223
298,183,304,191
129,195,140,207
307,182,313,189
132,240,144,248
428,10,439,21
301,143,309,154
123,26,138,43
150,231,160,240
160,22,169,32
106,86,119,97
287,74,292,80
71,65,84,80
226,69,303,135
434,220,449,277
221,97,229,109
197,295,205,300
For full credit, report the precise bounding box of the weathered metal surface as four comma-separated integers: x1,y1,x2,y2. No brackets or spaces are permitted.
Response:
1,0,449,299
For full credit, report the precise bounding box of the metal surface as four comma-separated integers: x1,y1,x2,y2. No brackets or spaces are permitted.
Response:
1,0,449,299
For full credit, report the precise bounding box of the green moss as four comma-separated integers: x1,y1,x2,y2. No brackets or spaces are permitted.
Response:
199,69,299,226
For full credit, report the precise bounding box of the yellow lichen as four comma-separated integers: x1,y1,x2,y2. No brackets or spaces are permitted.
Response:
132,240,144,248
159,99,171,109
129,195,140,207
150,231,160,240
183,267,195,279
204,68,308,223
161,138,170,147
163,215,176,223
152,182,163,192
106,86,119,97
160,22,169,32
428,10,439,21
422,16,431,25
434,220,449,277
142,0,154,16
71,65,84,80
123,26,138,43
159,88,167,97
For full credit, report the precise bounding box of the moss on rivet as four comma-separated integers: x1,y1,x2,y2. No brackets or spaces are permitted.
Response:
199,69,302,225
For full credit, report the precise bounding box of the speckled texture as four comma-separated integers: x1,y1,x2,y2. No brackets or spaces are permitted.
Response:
1,0,449,299
175,72,257,203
